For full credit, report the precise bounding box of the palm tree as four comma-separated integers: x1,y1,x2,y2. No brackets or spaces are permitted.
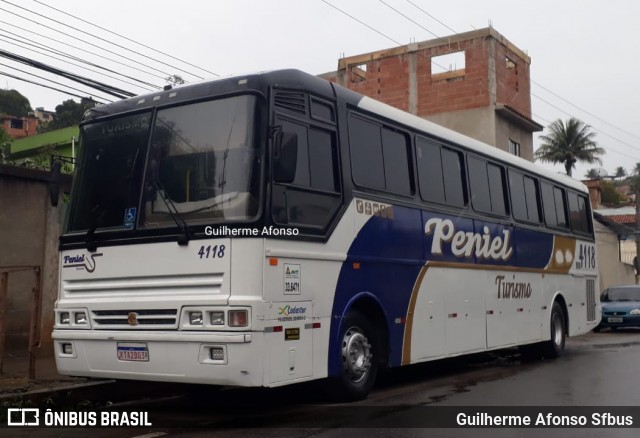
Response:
614,166,627,181
584,168,601,180
534,118,605,177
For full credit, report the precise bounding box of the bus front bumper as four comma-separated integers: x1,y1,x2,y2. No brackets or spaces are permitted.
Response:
52,330,264,387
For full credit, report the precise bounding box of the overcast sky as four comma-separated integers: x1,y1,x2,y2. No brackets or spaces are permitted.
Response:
1,0,638,179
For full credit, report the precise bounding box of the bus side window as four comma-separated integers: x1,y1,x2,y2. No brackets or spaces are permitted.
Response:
468,156,507,216
541,182,569,229
348,113,412,196
272,115,341,232
509,170,541,223
416,139,465,207
568,191,591,234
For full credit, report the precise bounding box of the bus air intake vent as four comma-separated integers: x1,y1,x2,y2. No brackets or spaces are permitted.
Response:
586,279,596,322
274,92,306,114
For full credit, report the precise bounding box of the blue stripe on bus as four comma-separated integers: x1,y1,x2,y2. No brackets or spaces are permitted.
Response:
327,204,555,376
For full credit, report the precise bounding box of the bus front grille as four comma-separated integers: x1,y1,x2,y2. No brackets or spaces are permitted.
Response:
91,309,178,329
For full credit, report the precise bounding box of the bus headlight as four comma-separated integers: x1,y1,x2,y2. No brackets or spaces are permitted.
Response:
189,311,204,325
210,311,225,325
55,309,90,328
60,312,71,325
180,306,250,330
228,310,248,327
75,312,87,325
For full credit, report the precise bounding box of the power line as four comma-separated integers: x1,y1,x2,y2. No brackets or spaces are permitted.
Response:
0,35,154,94
0,61,112,103
320,0,448,71
378,0,441,39
405,0,458,34
0,4,175,80
32,0,219,78
0,49,135,98
532,79,640,143
320,0,403,46
0,70,110,102
532,92,640,156
0,28,159,92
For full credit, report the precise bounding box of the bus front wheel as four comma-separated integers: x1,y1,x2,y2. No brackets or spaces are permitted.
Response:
334,311,378,401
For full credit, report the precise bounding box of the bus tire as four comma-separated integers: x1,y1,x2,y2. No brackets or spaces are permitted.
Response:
543,302,566,358
333,311,378,401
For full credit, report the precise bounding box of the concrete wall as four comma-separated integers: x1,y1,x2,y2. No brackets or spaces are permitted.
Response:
0,164,69,376
594,221,636,291
495,115,534,161
423,107,495,148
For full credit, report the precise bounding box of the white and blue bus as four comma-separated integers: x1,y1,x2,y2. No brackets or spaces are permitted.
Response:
53,69,599,400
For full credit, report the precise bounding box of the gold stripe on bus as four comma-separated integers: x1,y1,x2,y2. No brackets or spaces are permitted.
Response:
401,264,428,366
400,235,576,365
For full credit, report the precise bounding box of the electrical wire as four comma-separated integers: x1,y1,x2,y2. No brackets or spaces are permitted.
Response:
0,61,113,103
0,48,135,98
32,0,219,78
378,0,441,39
0,4,175,80
0,22,161,90
0,30,162,91
0,70,111,102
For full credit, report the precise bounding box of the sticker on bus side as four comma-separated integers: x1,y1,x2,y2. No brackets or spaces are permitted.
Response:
284,264,301,295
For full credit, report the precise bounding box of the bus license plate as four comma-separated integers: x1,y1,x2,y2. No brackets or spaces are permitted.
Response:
607,317,623,323
117,342,149,362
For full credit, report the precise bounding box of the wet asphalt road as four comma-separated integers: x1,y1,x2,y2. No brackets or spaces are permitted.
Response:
9,329,640,437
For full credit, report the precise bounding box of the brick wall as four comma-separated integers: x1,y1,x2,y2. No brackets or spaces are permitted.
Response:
324,28,533,121
1,116,39,139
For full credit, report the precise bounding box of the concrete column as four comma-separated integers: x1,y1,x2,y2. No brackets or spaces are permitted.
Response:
408,43,418,115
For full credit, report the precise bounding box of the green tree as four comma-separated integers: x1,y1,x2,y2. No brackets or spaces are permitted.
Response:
0,126,11,163
584,168,601,180
614,166,627,181
0,89,32,117
535,118,605,177
600,180,625,205
41,97,98,132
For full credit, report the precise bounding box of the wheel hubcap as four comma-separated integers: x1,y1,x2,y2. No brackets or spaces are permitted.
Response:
341,326,372,383
552,313,563,346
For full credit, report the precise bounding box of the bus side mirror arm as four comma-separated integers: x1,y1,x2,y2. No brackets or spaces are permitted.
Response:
273,131,298,184
49,158,62,207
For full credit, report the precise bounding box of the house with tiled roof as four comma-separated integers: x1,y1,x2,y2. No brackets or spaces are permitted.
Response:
584,180,637,289
593,205,637,266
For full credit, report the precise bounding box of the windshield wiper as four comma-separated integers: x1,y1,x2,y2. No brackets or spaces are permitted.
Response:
86,203,105,252
155,180,192,246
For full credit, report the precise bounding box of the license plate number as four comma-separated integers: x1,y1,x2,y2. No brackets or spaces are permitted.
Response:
607,317,623,323
117,343,149,362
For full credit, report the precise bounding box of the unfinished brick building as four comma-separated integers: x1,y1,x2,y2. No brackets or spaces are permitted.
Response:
320,27,542,161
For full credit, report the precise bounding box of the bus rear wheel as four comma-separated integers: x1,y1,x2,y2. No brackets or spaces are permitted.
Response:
334,311,378,401
543,302,566,358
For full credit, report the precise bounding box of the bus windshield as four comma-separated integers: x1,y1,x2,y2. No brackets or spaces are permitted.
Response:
66,95,261,233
